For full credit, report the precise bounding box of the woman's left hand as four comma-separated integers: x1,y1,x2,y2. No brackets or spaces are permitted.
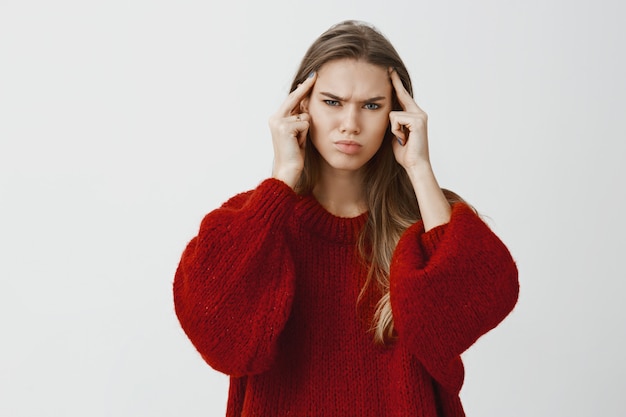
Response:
389,68,431,171
388,68,451,230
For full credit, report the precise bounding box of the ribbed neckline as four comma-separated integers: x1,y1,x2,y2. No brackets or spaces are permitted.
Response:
293,194,369,244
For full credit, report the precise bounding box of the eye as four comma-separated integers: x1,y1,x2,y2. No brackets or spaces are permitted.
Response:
324,99,341,106
364,103,380,110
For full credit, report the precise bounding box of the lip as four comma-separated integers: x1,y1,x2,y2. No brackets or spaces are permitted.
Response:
334,140,362,155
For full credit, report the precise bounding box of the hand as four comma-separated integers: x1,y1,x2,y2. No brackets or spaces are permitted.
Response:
268,73,317,188
389,69,451,230
388,68,431,171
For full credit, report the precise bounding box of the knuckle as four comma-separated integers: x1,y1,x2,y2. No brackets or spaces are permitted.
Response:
280,123,298,136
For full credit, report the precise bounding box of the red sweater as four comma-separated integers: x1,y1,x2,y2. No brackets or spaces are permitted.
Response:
173,179,518,416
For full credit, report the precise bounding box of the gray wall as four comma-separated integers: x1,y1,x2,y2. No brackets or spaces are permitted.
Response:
1,0,624,415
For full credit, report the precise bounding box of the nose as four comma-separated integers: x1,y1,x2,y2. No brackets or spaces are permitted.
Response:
339,106,360,135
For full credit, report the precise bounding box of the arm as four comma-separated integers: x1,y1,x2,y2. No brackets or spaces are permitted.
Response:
388,68,451,231
389,203,519,392
173,179,298,377
175,73,317,375
387,68,518,391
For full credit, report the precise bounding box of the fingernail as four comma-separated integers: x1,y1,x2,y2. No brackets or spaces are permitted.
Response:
307,71,315,79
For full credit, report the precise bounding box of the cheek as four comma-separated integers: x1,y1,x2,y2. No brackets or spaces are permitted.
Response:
369,113,391,135
369,116,391,149
308,107,335,131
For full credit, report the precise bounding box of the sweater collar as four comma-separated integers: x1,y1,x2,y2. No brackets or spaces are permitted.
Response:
293,194,369,245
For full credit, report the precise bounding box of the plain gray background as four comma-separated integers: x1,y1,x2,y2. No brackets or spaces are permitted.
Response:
1,0,624,416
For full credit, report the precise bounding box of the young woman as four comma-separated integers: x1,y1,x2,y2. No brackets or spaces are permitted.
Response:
174,20,518,416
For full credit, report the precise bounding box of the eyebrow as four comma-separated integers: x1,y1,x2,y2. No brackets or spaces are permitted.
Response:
320,92,387,103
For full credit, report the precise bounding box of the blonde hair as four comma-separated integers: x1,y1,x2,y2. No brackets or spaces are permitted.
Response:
290,21,461,344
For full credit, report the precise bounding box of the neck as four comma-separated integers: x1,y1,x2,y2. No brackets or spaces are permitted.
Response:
313,165,367,218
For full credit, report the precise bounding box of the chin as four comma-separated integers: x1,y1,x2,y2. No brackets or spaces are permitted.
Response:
323,157,369,173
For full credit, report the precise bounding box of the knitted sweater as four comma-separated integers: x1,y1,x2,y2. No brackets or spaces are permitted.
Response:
173,178,519,416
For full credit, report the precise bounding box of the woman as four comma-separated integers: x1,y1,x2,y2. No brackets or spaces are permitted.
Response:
173,20,518,416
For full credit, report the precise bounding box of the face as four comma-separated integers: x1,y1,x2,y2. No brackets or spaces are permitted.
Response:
303,59,392,174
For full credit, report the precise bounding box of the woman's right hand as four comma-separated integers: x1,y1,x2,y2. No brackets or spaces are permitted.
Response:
269,72,317,189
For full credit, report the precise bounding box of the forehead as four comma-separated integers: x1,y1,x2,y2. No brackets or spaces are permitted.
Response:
314,59,391,99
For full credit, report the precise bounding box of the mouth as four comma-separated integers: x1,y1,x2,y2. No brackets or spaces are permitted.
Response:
334,140,362,155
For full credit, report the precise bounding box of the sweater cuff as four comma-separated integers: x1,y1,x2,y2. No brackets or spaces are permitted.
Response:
419,203,475,258
242,178,298,224
256,177,297,200
420,223,447,259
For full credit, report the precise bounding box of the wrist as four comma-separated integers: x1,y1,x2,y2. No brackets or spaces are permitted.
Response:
405,163,451,231
272,167,300,190
405,162,435,185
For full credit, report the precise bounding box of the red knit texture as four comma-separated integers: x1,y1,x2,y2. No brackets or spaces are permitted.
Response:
173,179,519,416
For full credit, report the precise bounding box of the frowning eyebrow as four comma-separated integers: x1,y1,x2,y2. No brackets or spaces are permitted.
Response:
320,92,387,103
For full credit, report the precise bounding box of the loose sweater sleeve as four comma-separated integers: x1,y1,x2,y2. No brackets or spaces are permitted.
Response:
173,179,298,377
389,203,519,393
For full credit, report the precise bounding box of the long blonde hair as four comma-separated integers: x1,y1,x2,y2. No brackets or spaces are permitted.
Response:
290,21,460,344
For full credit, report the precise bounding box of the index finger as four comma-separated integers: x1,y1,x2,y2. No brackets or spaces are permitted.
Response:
389,68,422,113
278,72,317,116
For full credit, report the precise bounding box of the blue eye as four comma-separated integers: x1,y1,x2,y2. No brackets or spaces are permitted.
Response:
324,100,340,106
364,103,380,110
